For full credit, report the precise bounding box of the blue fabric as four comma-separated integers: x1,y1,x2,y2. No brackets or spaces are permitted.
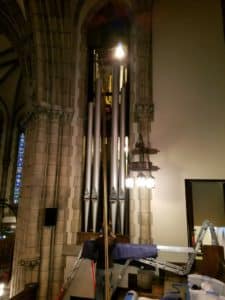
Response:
81,241,158,260
112,243,158,259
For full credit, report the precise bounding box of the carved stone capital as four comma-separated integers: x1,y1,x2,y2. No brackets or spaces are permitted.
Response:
20,104,74,127
19,257,40,269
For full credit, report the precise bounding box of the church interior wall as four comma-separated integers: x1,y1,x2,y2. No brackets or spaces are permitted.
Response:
151,0,225,247
0,0,224,298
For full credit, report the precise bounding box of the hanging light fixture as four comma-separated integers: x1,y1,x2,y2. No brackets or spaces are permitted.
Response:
136,172,147,188
125,134,159,189
145,175,156,189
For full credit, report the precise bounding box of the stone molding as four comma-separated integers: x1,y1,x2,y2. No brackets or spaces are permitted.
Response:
20,104,74,128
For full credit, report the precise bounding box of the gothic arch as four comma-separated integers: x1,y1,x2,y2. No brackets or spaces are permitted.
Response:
71,0,134,119
76,0,133,29
70,0,154,244
68,0,134,237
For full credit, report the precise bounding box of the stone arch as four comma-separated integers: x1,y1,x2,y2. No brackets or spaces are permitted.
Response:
72,0,134,106
67,0,135,241
69,0,154,244
77,0,133,29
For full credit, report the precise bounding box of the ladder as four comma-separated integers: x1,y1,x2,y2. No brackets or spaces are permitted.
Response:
56,246,83,300
136,220,219,276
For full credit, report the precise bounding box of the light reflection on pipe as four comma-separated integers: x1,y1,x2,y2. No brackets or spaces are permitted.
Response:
84,102,94,231
92,79,102,232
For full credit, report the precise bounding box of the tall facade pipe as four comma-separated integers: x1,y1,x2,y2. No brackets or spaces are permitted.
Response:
119,84,126,234
110,65,120,233
84,102,94,232
92,79,102,232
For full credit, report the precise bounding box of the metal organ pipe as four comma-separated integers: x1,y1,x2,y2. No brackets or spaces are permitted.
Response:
110,65,120,233
84,102,94,232
119,85,126,197
119,84,126,234
92,78,102,232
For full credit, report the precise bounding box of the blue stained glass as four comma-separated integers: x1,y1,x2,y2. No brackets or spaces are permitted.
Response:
13,133,25,204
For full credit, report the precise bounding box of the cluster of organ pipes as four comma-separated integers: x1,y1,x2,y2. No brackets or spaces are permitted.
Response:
83,65,127,234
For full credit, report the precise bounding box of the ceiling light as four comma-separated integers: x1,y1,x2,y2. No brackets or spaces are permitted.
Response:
114,43,126,60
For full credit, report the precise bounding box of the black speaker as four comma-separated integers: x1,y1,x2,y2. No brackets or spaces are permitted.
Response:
44,208,58,226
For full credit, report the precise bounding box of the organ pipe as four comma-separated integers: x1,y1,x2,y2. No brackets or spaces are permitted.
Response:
119,84,126,234
110,65,120,233
110,65,119,197
119,200,125,234
84,102,94,231
92,79,102,232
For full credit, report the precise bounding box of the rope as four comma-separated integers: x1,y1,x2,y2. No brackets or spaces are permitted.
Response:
91,260,96,291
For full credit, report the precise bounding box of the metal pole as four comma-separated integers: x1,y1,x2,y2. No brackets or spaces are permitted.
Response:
101,78,110,300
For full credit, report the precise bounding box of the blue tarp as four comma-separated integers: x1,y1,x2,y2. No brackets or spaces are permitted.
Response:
81,240,158,260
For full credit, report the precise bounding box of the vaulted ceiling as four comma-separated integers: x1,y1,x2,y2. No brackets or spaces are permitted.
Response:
0,0,30,123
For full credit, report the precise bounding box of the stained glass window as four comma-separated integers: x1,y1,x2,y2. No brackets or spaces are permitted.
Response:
13,132,25,204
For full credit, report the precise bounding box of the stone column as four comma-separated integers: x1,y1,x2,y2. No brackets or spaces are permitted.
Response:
11,110,48,297
50,111,73,300
66,30,87,245
10,1,76,298
10,107,73,300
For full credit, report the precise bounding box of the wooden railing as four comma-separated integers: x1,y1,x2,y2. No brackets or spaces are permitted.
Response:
10,283,38,300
